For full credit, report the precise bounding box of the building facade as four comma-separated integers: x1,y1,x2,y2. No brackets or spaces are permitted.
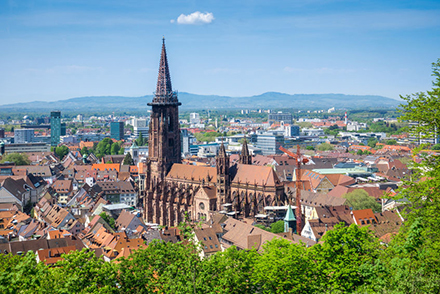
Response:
110,122,124,140
14,129,34,143
50,111,61,146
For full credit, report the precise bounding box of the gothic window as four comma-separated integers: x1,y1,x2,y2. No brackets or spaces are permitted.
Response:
199,202,205,210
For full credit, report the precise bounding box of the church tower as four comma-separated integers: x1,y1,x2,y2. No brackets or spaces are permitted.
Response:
216,142,230,210
239,137,252,165
147,38,181,179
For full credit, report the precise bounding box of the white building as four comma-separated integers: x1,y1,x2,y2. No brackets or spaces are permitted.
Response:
14,129,34,143
190,113,201,125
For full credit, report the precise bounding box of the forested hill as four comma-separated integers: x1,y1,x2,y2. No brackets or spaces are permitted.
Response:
0,92,400,112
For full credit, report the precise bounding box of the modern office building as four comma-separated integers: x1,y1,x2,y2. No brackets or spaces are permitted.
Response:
133,118,149,140
50,111,61,146
110,122,124,140
285,125,300,137
256,134,284,155
14,129,34,143
0,128,4,138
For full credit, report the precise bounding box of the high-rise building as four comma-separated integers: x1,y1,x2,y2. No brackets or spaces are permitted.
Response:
0,128,4,138
14,129,34,143
110,122,124,140
50,111,61,146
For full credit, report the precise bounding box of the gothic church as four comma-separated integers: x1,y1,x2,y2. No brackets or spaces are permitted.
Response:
143,39,286,227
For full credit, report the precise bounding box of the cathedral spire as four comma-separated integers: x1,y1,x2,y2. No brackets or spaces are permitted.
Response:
151,37,179,104
218,139,227,158
239,136,252,165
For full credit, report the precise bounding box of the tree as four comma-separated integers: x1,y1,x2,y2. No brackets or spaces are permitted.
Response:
385,139,397,145
399,59,440,141
317,142,334,151
309,223,381,292
80,146,89,156
99,212,116,229
432,143,440,150
343,189,381,212
55,145,69,159
252,239,315,293
110,142,120,155
306,146,315,151
269,220,284,234
123,153,134,165
367,138,378,148
0,153,31,165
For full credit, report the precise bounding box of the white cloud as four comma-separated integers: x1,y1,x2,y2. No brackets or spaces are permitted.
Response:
175,11,214,25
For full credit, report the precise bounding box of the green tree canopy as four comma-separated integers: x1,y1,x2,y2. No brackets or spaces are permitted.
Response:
0,153,31,165
399,59,440,140
122,153,134,165
316,142,334,151
55,145,69,159
343,189,381,212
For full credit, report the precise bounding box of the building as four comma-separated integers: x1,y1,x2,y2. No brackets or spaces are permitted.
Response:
110,122,124,140
190,113,201,124
256,134,284,155
285,125,300,137
268,112,293,124
132,118,149,140
14,129,34,143
143,39,286,227
50,111,61,146
0,128,4,138
5,143,51,153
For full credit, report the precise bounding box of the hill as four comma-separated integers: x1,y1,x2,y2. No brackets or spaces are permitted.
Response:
0,92,400,112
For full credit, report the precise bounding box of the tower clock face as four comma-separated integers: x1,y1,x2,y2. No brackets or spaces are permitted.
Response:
199,202,205,210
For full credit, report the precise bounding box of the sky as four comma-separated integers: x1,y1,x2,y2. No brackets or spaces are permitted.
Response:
1,0,439,104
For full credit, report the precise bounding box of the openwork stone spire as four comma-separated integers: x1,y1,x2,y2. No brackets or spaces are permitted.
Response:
151,37,179,104
239,137,252,165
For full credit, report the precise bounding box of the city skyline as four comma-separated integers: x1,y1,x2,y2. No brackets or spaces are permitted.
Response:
1,0,439,104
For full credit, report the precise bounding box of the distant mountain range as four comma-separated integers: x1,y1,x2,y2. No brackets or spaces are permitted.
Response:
0,92,401,112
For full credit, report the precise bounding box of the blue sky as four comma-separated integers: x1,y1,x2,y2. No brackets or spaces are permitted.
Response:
1,0,439,104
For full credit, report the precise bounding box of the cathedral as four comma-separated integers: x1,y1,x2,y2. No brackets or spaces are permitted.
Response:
143,39,286,227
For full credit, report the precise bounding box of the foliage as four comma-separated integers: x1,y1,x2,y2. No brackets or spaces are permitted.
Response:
399,59,440,140
194,131,222,143
297,122,313,128
0,153,30,165
93,138,124,159
122,153,134,165
305,145,315,150
136,132,148,146
385,139,397,145
269,220,285,234
99,212,116,230
432,143,440,150
309,223,382,292
368,121,401,134
252,239,315,293
55,145,69,159
324,124,340,136
343,189,382,212
80,146,89,156
316,142,334,151
367,137,378,148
